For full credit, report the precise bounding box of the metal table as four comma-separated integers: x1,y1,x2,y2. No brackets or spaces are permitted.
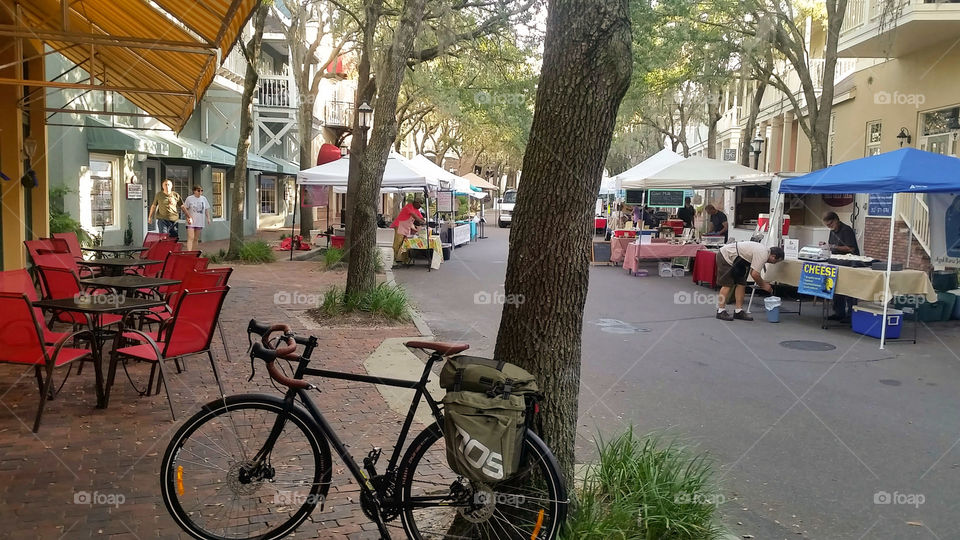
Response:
83,245,147,258
78,257,160,277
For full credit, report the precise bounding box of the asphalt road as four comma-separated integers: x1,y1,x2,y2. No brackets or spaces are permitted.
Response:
393,227,960,540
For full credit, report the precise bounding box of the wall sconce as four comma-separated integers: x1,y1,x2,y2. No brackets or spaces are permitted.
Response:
357,102,373,130
22,137,38,161
896,127,912,147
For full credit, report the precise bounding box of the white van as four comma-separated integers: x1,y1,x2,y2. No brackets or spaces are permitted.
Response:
497,189,517,227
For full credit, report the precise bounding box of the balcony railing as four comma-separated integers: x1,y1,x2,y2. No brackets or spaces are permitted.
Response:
324,100,353,128
810,58,859,89
897,192,930,255
257,75,293,108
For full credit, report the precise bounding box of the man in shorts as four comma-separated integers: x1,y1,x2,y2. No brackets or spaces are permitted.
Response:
184,185,212,252
148,179,186,241
715,241,785,321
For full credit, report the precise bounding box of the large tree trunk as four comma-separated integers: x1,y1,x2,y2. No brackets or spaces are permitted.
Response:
706,88,722,159
345,0,428,295
740,79,767,168
298,94,315,237
493,0,632,483
227,4,269,259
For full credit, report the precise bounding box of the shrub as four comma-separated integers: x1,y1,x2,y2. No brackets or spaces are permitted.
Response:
237,241,276,263
562,429,724,540
320,287,344,317
324,247,345,269
313,283,410,322
208,249,227,264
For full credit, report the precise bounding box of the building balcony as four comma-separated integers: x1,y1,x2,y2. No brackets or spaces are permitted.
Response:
257,72,296,109
839,0,960,58
324,100,353,129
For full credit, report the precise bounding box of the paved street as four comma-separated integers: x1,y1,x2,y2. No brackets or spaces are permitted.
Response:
394,227,960,540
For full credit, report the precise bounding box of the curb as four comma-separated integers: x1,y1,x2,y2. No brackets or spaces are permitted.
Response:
384,257,433,338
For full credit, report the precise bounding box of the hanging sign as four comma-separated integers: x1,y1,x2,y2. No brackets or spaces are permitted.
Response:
798,261,838,300
126,183,143,200
437,190,456,213
868,193,894,217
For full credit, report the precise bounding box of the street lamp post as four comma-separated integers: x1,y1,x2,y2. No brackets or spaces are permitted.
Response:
751,133,764,170
357,101,373,134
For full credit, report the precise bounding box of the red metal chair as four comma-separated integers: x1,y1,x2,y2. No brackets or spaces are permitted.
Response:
36,266,121,327
112,286,230,416
51,232,85,262
201,267,233,286
0,269,71,345
139,240,180,278
143,232,170,248
193,258,209,271
0,292,93,432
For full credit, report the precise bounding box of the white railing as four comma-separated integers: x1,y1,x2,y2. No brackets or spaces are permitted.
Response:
222,46,247,77
896,192,930,255
810,58,859,88
843,0,868,31
842,0,919,36
257,75,294,108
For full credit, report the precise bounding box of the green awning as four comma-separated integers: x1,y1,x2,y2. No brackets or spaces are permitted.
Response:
85,117,172,156
264,155,300,175
213,144,276,172
152,132,234,166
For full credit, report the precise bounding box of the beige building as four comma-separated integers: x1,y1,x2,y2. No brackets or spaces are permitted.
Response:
689,1,960,269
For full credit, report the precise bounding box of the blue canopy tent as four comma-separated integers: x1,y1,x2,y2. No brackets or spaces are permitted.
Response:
779,148,960,347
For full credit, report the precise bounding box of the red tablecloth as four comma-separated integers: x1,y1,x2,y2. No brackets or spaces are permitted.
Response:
692,249,717,287
610,237,633,263
623,243,704,274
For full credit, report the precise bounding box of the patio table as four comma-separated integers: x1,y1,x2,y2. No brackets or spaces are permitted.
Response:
82,245,147,258
78,257,160,277
31,295,165,408
81,275,180,297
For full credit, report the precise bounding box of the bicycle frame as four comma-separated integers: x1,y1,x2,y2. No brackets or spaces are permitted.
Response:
252,334,447,533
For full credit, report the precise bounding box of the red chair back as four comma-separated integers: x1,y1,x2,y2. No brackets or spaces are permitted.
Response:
141,240,180,277
193,258,210,271
0,269,47,322
180,269,222,291
50,233,83,260
202,267,233,286
162,286,229,358
37,265,82,300
0,292,48,366
143,232,170,248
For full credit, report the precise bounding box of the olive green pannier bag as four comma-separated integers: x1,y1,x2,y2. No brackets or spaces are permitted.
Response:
439,356,541,484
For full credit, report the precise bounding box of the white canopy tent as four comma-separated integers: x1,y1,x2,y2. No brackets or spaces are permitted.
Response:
615,148,685,190
629,156,771,189
297,152,431,189
409,155,485,199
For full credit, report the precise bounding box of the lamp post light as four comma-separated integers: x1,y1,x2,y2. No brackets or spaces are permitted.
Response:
751,133,764,170
357,101,373,131
896,127,912,147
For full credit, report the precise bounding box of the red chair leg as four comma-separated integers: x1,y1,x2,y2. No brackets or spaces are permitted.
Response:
33,364,55,432
207,350,224,397
154,359,176,421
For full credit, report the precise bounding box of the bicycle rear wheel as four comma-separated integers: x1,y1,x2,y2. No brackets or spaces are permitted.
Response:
398,421,568,540
160,394,332,540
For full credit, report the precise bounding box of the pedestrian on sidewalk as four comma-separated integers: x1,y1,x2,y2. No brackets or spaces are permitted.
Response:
184,185,212,252
148,179,187,241
715,241,784,321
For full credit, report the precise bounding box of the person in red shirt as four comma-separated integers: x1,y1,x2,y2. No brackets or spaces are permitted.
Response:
392,201,425,262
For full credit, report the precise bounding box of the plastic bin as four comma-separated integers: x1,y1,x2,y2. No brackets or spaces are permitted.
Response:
658,262,673,277
932,270,958,292
441,243,452,261
672,267,685,277
764,296,781,323
852,304,903,339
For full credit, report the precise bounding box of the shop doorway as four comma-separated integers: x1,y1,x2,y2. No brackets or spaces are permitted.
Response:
143,160,160,232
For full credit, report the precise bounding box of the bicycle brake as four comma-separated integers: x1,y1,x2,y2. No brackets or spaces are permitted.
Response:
246,342,257,382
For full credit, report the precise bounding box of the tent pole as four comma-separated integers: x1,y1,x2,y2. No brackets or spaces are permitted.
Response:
880,194,897,349
290,183,297,261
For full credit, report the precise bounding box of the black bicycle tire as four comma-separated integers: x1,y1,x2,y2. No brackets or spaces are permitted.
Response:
160,394,332,540
397,421,568,540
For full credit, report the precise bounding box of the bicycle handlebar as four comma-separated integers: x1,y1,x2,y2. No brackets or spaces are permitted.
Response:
247,320,311,390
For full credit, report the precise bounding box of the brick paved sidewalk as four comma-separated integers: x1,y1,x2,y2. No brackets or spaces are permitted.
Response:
0,259,420,539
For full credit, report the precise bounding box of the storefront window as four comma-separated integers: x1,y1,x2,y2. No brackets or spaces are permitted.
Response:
89,156,116,227
920,106,960,156
165,164,192,200
260,176,277,214
212,169,225,219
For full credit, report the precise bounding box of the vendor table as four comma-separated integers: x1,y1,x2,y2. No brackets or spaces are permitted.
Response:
623,243,705,274
399,236,443,270
610,237,633,264
692,249,717,288
764,260,936,302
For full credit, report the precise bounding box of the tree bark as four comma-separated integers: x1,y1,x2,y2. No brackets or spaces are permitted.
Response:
740,78,767,168
493,0,632,484
705,87,722,159
345,0,428,295
227,4,269,259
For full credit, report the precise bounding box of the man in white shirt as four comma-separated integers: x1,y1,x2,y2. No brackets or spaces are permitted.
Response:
715,241,784,321
184,185,212,252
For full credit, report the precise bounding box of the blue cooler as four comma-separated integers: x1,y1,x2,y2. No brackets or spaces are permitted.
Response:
852,304,903,339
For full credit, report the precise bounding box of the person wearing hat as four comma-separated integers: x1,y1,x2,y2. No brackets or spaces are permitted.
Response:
715,241,785,321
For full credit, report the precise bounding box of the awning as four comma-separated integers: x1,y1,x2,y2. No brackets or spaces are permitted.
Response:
213,144,277,172
13,0,258,132
265,155,300,175
464,172,500,191
84,117,233,165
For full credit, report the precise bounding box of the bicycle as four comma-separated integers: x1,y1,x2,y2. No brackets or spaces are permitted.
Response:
160,319,568,539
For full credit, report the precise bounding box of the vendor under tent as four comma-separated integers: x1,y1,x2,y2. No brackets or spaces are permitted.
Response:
615,148,685,190
778,147,960,348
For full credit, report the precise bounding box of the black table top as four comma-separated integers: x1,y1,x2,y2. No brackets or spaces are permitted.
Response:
77,258,160,267
81,276,181,291
83,245,146,253
32,295,165,314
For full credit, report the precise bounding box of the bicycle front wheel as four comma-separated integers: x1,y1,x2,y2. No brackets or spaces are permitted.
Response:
398,421,568,540
160,394,332,540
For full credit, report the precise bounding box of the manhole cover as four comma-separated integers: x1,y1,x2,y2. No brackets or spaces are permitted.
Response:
779,340,836,351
